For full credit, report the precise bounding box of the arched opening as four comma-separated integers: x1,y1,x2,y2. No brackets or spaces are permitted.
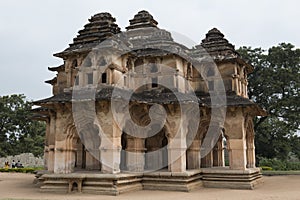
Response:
66,125,84,172
223,135,230,167
72,59,78,68
78,123,101,171
73,138,84,169
145,129,168,171
134,58,144,74
98,57,107,66
207,67,215,91
152,77,158,88
82,56,92,67
101,73,107,84
66,124,101,171
75,76,79,86
187,65,192,79
213,135,225,167
162,137,168,168
81,144,86,169
71,182,78,192
87,73,93,85
151,62,159,88
207,67,215,76
120,132,127,171
150,63,158,73
245,119,255,168
126,58,133,70
200,126,213,168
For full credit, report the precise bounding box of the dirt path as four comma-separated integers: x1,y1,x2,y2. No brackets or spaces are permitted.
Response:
0,173,300,200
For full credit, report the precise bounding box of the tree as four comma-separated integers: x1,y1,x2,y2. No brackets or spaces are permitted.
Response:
238,43,300,160
0,94,45,157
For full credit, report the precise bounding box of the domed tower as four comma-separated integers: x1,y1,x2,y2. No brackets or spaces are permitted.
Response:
196,28,252,98
46,12,122,95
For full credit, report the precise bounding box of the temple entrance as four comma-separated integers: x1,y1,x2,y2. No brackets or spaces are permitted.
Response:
71,123,101,171
145,129,168,171
74,140,86,170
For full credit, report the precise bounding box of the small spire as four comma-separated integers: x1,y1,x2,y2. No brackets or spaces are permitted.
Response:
70,12,121,46
126,10,158,30
199,28,237,56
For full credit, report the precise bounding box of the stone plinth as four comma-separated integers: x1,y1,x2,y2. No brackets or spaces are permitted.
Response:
201,167,263,189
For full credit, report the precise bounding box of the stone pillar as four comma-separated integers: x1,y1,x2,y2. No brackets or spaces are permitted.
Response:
48,112,56,172
44,147,49,170
48,145,55,172
201,151,213,168
44,120,50,170
100,120,122,174
186,139,201,169
166,104,193,173
126,137,145,172
246,137,256,168
225,108,248,170
168,129,187,172
100,138,121,173
53,146,71,174
228,139,247,170
218,145,225,167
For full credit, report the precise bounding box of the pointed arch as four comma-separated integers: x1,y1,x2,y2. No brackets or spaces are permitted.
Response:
245,117,256,168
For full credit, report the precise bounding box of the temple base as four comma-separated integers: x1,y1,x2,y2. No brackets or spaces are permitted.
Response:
40,172,143,196
37,168,263,195
143,170,203,192
202,167,263,189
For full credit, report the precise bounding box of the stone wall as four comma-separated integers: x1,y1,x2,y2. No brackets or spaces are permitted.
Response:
0,153,44,168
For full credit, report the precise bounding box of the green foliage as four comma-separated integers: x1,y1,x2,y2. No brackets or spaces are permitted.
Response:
237,43,300,161
0,167,43,173
259,157,287,170
0,94,45,157
259,157,300,171
260,166,273,171
285,162,300,171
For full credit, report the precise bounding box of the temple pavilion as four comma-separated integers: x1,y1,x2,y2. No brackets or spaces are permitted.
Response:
34,10,265,195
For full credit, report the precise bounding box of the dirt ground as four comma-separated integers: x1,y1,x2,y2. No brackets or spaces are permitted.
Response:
0,173,300,200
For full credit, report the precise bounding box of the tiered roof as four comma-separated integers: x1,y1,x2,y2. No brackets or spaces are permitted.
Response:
126,10,158,30
35,11,263,114
71,12,120,46
192,28,253,73
54,13,121,58
199,28,238,57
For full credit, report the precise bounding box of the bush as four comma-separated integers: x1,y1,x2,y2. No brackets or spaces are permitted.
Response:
286,162,300,170
0,167,41,173
259,157,286,170
261,166,273,171
258,157,300,171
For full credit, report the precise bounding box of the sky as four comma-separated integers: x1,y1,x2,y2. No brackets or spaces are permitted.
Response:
0,0,299,100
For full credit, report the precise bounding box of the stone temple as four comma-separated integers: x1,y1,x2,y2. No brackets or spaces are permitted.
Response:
33,10,266,195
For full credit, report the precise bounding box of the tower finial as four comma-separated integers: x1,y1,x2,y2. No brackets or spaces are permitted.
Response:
126,10,158,30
